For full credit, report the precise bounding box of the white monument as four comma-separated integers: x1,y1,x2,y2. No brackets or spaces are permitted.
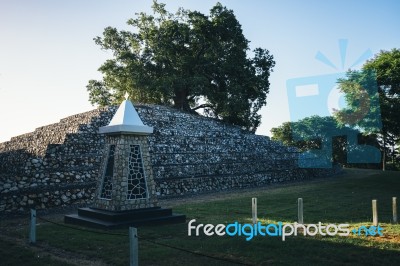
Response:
65,95,185,228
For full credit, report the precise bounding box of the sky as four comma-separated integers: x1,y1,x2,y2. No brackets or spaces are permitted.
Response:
0,0,399,143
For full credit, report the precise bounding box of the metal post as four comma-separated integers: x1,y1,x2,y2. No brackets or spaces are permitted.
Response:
393,197,398,224
372,200,378,226
252,198,257,224
298,198,303,224
29,209,36,244
129,227,138,266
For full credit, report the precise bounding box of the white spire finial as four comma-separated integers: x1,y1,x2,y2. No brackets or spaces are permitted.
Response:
124,92,129,100
99,94,153,135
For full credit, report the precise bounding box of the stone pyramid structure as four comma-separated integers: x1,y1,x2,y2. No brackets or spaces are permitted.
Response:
0,104,339,213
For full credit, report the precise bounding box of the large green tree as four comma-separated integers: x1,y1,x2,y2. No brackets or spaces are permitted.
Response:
336,49,400,169
87,1,275,131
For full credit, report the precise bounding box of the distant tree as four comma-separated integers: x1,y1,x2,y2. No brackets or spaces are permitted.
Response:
336,49,400,170
271,116,372,165
87,1,275,132
270,119,320,151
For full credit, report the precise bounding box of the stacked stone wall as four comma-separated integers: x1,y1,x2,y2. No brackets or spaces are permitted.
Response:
0,105,340,213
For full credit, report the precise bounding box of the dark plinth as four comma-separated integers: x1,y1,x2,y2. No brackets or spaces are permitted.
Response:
64,207,186,229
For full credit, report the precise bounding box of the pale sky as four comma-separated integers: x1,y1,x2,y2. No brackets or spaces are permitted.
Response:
1,0,399,142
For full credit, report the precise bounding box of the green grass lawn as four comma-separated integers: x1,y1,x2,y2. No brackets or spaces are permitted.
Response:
0,237,73,266
1,168,399,265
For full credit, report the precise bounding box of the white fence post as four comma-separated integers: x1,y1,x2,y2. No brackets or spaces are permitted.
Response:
393,197,398,224
298,198,303,224
372,200,378,226
129,227,138,266
29,209,36,244
252,198,257,224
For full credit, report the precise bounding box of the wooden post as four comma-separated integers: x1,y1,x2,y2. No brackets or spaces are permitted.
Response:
298,198,303,224
252,198,257,224
129,227,138,266
372,200,378,226
29,209,36,244
393,197,398,224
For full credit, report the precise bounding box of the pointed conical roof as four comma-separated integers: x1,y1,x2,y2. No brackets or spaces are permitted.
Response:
99,98,153,135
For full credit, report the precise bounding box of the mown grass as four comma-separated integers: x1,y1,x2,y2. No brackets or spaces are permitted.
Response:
0,237,73,266
1,168,399,265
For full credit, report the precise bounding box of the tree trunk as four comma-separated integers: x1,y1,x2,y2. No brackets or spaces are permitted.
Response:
173,89,191,112
382,136,386,171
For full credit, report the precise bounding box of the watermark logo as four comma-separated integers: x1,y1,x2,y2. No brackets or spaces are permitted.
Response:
286,39,382,168
188,219,383,241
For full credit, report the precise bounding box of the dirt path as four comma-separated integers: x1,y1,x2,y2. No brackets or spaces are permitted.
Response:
159,172,344,207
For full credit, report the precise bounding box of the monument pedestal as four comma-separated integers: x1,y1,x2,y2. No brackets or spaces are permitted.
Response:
65,207,185,229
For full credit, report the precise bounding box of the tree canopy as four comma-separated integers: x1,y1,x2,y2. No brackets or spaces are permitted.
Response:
336,48,400,169
272,116,349,163
271,116,379,166
272,49,400,169
87,1,275,132
363,48,400,137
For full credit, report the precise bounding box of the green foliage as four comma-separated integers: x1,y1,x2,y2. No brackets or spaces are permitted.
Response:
336,49,400,168
365,49,400,98
87,1,275,131
335,69,382,133
270,116,375,165
363,48,400,137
